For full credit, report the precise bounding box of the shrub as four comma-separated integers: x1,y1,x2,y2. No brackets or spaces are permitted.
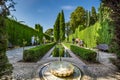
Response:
70,45,97,62
59,48,64,57
52,44,64,57
52,47,59,57
69,21,113,48
69,22,101,48
23,42,56,62
6,18,38,46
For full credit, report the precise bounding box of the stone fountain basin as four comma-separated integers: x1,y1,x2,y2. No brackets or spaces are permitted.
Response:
49,61,74,77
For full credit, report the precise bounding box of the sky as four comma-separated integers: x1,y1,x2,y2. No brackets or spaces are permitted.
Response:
11,0,100,32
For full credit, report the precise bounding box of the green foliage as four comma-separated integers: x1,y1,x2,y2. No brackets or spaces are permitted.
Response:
70,45,97,62
54,13,60,42
85,10,90,27
56,44,64,57
52,44,64,57
91,6,97,25
69,22,100,48
0,0,15,77
59,48,64,57
65,22,71,42
52,47,59,57
98,3,111,23
6,18,38,46
97,4,114,52
0,17,12,77
98,3,103,23
54,10,65,42
66,3,113,52
70,6,86,32
43,33,54,42
45,28,53,36
102,0,120,57
39,26,43,44
60,10,65,41
35,24,43,44
97,19,113,44
23,42,56,62
69,20,112,48
63,42,71,49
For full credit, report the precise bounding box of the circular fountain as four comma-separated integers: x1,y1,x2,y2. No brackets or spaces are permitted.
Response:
49,61,74,77
39,61,82,80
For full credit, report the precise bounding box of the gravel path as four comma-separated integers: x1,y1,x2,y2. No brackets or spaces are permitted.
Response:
6,46,37,79
6,46,36,64
5,45,120,80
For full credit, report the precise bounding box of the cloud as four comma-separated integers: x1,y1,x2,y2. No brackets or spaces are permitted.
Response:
61,5,75,10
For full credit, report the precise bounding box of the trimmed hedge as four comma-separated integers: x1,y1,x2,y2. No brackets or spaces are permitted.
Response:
23,42,56,62
69,21,113,48
59,48,64,57
69,22,100,48
52,47,59,57
70,45,97,62
6,18,38,46
52,44,64,57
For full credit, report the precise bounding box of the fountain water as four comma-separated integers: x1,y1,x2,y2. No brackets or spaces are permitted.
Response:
39,60,82,80
49,61,74,77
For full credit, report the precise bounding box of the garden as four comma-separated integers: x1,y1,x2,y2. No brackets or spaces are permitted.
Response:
0,0,120,80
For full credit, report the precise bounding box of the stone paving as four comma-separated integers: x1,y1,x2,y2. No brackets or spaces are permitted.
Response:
6,46,36,64
5,45,120,80
6,46,37,80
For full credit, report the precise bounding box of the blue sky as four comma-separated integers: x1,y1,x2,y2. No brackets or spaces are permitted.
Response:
11,0,100,32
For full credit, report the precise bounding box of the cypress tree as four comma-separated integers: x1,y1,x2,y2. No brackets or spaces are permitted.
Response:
86,10,90,27
91,6,97,25
99,3,103,24
54,13,60,42
35,24,43,44
60,10,65,42
39,25,43,44
65,22,70,42
88,11,90,26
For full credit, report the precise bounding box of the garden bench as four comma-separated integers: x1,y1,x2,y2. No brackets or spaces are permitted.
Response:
97,44,109,51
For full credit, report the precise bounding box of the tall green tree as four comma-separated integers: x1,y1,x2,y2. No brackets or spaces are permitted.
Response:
70,6,86,32
60,10,65,41
0,0,15,77
54,13,60,42
88,11,91,26
98,3,103,23
90,6,97,25
101,0,120,57
98,3,110,23
35,24,43,44
45,28,53,36
85,10,90,27
65,22,71,42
